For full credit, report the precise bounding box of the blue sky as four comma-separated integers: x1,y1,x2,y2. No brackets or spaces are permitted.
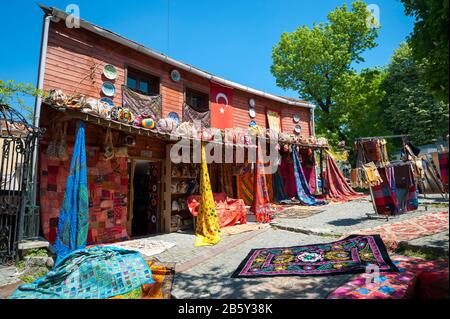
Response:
1,0,414,104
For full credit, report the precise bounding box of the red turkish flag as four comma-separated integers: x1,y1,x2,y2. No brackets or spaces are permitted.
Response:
210,82,234,129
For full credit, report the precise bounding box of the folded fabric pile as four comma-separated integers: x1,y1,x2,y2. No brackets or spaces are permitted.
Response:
187,192,247,228
110,258,176,299
10,247,154,299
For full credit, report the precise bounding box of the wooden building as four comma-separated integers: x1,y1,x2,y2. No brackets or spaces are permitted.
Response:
34,5,321,244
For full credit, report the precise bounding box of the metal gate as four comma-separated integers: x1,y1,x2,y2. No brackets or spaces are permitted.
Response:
0,104,42,264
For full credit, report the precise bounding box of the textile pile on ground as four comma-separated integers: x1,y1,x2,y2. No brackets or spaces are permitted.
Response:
188,192,247,228
9,247,154,299
327,256,449,299
232,235,397,278
346,211,449,251
110,258,176,299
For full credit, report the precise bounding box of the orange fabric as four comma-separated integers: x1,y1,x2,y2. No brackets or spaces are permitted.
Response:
187,192,247,228
110,259,175,299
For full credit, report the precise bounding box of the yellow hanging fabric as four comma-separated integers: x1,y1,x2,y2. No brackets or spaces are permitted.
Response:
194,143,222,247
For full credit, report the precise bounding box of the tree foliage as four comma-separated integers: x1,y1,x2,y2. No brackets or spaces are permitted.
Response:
380,43,449,145
401,0,449,103
0,79,44,121
271,0,379,138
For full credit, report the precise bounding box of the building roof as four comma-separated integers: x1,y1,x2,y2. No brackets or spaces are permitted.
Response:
38,4,315,110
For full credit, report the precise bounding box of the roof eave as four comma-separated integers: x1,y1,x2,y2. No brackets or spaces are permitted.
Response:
38,4,315,109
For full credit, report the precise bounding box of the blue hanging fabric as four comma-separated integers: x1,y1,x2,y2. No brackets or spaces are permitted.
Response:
292,145,326,206
54,121,89,265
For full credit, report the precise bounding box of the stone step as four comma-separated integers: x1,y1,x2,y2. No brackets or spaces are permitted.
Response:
18,238,50,251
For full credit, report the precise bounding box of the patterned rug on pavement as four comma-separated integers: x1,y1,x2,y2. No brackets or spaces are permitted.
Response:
102,238,176,258
348,211,449,251
231,235,398,278
327,255,449,299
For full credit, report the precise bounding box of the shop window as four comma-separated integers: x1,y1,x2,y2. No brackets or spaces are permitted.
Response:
185,88,209,112
127,68,160,95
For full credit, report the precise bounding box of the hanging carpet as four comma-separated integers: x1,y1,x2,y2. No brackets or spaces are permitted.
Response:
231,235,398,278
182,102,211,128
322,151,365,202
250,144,274,223
438,152,448,190
291,145,326,206
122,86,162,119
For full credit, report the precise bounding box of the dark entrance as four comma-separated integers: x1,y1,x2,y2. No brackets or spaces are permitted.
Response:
131,160,161,237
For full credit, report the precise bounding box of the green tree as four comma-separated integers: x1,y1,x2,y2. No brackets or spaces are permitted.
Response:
401,0,449,103
0,80,44,122
271,0,379,140
380,43,449,145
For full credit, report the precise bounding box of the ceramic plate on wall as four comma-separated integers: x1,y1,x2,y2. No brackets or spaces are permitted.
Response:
168,112,180,126
100,97,114,107
103,64,117,80
249,120,257,127
294,125,301,134
101,82,116,97
293,114,300,123
249,107,256,118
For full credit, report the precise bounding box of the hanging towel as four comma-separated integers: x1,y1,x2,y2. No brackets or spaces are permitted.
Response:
292,145,327,206
194,143,221,246
250,143,273,223
54,121,89,265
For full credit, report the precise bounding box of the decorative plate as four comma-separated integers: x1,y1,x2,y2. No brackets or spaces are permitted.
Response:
294,125,301,134
293,114,300,123
101,82,116,97
170,69,181,82
248,98,256,108
99,97,114,107
151,215,157,224
103,64,117,80
249,120,257,127
248,107,256,118
168,112,180,126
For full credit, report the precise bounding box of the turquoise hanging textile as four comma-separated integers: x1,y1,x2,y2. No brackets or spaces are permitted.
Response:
54,121,89,265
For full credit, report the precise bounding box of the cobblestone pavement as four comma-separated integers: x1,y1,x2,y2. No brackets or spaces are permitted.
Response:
1,195,448,299
406,231,449,252
0,266,18,288
272,195,448,236
169,229,354,299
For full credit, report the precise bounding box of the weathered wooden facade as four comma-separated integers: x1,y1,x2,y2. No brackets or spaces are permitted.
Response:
35,5,319,243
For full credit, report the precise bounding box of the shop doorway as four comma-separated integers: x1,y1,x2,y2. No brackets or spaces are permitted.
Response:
130,160,161,237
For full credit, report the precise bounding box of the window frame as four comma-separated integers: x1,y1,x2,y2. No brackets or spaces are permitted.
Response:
125,66,161,96
184,87,210,112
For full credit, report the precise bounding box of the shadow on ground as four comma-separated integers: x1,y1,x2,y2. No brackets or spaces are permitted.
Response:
172,265,352,299
327,217,368,227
